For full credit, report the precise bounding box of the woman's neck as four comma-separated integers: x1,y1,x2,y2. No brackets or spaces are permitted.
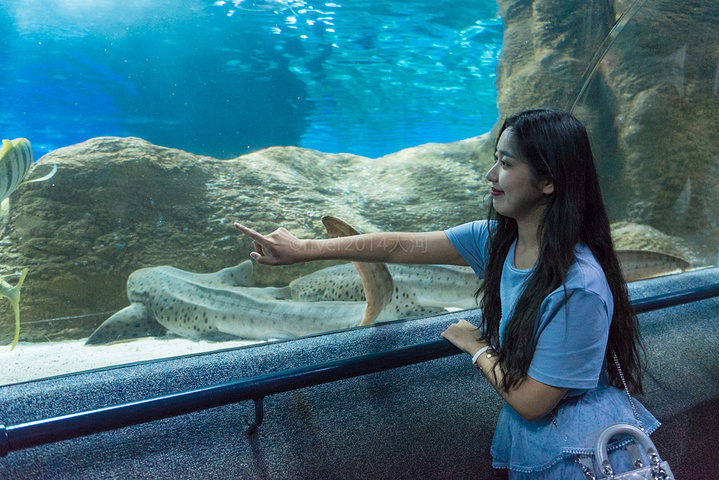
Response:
513,217,542,270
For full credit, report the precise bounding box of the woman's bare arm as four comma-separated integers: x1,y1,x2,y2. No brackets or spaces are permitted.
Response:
441,320,568,422
235,223,468,266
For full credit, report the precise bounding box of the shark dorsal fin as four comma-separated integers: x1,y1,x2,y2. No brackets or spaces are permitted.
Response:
321,216,394,326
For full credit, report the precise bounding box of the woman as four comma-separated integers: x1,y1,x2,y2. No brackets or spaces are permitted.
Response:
235,108,659,478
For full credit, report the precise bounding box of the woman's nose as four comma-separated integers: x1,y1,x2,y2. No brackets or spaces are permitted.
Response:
486,162,498,182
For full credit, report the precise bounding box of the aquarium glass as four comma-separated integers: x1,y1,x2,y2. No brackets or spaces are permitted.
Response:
1,0,718,385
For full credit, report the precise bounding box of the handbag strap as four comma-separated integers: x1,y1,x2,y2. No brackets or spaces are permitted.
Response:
611,348,643,430
572,351,647,479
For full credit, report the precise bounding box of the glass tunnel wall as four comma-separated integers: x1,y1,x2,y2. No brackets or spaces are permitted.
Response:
0,0,718,385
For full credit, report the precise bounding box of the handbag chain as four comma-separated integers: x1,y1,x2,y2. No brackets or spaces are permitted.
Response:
611,348,643,430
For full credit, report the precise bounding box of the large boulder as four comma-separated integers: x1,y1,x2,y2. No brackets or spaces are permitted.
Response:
495,0,719,235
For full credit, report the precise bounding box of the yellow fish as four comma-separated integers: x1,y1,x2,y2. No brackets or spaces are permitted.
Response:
1,268,27,350
0,138,56,203
0,138,56,349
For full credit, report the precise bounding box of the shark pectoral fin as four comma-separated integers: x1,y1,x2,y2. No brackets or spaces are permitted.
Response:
356,262,394,326
1,268,28,350
198,331,244,342
321,215,394,326
20,163,57,185
85,303,165,345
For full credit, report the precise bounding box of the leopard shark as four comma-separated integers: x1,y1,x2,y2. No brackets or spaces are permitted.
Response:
86,217,481,345
84,259,481,345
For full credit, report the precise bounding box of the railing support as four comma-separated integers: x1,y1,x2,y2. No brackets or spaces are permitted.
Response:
245,397,265,436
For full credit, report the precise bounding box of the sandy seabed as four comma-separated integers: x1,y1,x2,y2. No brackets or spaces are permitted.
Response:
0,337,260,385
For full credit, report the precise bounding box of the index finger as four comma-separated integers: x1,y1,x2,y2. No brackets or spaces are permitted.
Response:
234,223,266,243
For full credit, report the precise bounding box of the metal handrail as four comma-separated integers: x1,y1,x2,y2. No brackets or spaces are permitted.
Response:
2,282,719,457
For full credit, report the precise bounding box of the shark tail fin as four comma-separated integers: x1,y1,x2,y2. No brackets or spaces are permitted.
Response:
321,216,394,326
2,268,28,350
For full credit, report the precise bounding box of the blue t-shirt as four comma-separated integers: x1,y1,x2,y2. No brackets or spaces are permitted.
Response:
444,220,659,474
445,220,612,391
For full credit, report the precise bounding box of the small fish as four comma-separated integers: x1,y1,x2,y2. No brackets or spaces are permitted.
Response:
616,250,691,282
0,138,56,349
0,138,57,203
666,44,687,97
1,268,28,350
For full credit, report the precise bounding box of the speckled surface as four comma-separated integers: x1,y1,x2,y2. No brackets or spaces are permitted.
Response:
1,269,718,479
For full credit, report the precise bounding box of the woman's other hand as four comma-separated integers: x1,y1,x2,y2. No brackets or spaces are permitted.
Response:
441,319,486,355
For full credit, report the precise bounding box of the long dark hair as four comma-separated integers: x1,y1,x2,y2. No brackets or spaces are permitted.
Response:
478,108,644,394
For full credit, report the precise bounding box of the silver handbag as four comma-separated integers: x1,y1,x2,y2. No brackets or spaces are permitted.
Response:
593,423,673,479
575,350,673,480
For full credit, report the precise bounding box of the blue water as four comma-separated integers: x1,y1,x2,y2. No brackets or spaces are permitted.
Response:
0,0,501,160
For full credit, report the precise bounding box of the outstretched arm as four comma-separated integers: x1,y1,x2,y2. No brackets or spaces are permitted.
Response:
235,223,468,266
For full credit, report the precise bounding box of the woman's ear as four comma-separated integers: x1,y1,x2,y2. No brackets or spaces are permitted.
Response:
542,178,554,195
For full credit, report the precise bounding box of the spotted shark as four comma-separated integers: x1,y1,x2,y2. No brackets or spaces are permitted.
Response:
86,217,481,345
85,258,480,345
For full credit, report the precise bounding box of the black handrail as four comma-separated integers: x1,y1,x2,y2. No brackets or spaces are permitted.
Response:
2,282,719,457
631,282,719,313
1,340,458,457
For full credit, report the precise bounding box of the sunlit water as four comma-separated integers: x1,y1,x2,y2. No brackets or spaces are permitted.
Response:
0,0,501,159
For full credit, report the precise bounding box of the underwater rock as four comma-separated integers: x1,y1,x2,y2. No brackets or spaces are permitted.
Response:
494,0,614,117
608,15,719,235
495,0,719,235
0,135,492,342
